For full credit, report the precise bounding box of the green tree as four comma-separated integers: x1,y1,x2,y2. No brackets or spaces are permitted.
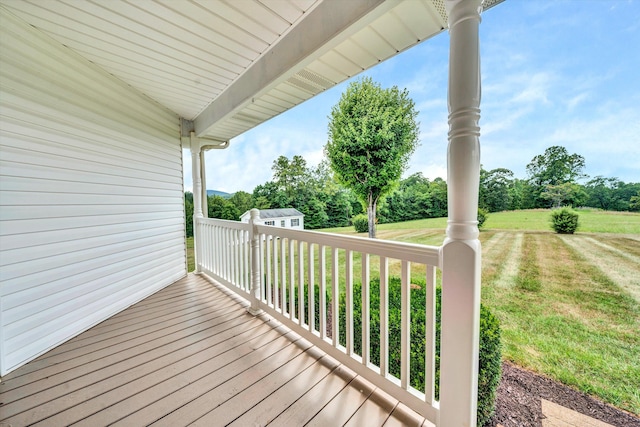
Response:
630,190,640,212
208,195,240,220
228,191,253,215
426,177,448,218
540,182,587,208
378,173,445,223
507,179,531,210
585,176,622,210
479,167,514,212
326,77,420,237
616,182,640,211
252,181,288,209
299,197,329,229
272,155,308,201
526,146,586,207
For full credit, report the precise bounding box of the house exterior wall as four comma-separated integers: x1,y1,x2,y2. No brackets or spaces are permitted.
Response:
240,211,304,230
0,9,186,376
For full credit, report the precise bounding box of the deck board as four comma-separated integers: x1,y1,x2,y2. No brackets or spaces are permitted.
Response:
0,274,429,426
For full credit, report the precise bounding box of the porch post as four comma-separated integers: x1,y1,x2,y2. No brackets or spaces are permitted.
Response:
440,1,482,426
247,208,262,315
191,132,204,273
200,153,208,218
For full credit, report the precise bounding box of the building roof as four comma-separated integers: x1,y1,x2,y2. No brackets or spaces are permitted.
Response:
0,0,503,145
246,208,304,219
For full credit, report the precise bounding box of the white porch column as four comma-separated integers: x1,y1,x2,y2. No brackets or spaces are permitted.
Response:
191,132,204,273
440,1,482,426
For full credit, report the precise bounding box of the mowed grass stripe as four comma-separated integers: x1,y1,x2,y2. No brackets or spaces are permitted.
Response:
480,232,513,288
592,235,640,259
560,235,640,304
515,233,541,292
494,233,523,288
583,236,640,265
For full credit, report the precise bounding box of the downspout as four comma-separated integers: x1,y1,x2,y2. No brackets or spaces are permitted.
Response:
182,118,229,274
199,140,230,219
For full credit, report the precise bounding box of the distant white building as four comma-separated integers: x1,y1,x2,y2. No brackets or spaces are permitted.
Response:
240,208,305,230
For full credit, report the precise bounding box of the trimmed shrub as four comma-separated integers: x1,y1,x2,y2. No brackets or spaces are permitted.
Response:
339,278,502,426
550,207,579,234
478,208,489,229
477,304,502,424
352,214,369,233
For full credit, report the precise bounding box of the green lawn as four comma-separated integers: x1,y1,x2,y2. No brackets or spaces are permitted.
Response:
484,208,640,234
186,236,195,272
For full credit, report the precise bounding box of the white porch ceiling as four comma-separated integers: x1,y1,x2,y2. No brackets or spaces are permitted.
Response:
0,0,502,143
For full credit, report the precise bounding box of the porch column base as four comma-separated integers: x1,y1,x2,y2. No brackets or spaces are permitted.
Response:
247,208,263,316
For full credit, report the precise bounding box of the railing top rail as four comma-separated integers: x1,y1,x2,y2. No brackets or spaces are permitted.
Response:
256,224,441,267
196,217,250,231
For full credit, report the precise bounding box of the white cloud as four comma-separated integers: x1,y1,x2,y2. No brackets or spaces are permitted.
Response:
566,93,589,111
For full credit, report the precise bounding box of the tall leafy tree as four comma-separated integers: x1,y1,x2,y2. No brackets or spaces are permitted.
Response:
630,190,640,212
252,181,288,209
326,77,419,238
526,146,586,207
585,176,623,210
228,191,253,215
208,195,240,220
272,155,307,201
526,146,586,186
479,167,514,212
378,173,445,223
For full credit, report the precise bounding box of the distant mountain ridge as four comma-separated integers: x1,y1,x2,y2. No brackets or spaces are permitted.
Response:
207,189,232,198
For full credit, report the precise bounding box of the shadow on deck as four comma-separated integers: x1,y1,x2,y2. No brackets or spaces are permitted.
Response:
0,274,432,426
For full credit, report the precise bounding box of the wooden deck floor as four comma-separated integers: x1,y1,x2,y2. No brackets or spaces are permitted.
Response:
0,274,432,427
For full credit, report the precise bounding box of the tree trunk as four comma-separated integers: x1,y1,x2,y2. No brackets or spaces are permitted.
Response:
368,193,376,238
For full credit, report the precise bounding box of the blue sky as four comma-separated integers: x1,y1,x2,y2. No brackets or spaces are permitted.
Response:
185,0,640,194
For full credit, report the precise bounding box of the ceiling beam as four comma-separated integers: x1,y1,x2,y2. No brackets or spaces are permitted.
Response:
193,0,396,137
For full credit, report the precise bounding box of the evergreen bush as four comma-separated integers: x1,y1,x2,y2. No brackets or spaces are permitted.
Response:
550,207,579,234
352,214,369,233
339,278,502,426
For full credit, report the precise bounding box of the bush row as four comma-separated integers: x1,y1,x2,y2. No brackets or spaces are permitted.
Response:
336,277,502,426
289,276,502,425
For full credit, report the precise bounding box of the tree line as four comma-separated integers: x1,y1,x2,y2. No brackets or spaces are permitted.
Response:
184,145,639,237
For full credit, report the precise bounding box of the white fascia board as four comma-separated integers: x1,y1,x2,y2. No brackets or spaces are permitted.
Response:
193,0,396,137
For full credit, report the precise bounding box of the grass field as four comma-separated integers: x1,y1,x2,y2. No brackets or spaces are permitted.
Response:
187,209,640,414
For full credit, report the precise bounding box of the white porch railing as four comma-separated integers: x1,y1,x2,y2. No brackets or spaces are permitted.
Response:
194,212,441,423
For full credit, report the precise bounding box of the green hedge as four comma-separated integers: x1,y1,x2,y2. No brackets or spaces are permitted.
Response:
338,277,502,426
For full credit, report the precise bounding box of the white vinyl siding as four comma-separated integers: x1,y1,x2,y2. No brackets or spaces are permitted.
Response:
0,9,186,375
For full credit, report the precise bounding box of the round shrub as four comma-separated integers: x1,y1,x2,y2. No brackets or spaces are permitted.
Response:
339,278,502,425
550,207,579,234
478,208,489,229
352,214,369,233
